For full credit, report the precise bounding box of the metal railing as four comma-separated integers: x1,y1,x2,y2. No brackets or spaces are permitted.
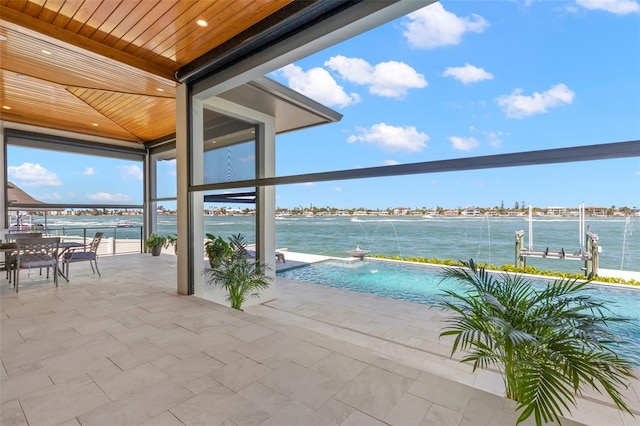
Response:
33,226,145,256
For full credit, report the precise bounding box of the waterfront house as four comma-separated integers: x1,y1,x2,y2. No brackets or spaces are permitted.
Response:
545,206,570,216
460,207,481,216
393,207,410,216
586,206,608,216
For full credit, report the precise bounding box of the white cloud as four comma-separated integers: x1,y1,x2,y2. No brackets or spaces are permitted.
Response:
334,187,342,192
324,56,372,85
325,56,427,98
576,0,639,14
449,136,480,151
347,123,429,153
442,63,493,84
81,167,94,176
118,164,143,180
384,160,401,166
402,3,489,49
7,162,62,187
159,159,177,176
278,64,360,107
39,193,62,201
496,83,575,119
87,192,132,202
483,131,505,148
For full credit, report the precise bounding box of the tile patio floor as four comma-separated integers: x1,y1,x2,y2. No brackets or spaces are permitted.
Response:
1,253,638,426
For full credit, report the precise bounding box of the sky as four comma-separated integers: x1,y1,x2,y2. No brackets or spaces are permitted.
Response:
6,0,640,211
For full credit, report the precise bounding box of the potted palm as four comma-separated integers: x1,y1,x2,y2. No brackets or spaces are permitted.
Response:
204,233,271,310
204,233,232,268
438,259,636,425
144,233,167,256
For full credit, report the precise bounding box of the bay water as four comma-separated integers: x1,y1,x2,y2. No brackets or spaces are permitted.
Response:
38,215,638,274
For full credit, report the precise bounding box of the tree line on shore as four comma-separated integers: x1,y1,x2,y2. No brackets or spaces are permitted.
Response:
18,203,639,217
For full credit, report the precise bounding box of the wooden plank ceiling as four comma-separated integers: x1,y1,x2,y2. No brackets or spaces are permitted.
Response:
0,0,295,144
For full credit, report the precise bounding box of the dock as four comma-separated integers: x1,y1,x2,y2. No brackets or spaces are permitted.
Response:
515,228,599,276
518,247,590,261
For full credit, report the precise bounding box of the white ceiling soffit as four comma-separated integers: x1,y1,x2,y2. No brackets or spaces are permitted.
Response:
218,76,342,135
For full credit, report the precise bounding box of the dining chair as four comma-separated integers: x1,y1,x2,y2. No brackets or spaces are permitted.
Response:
4,232,44,282
14,237,60,293
61,232,104,279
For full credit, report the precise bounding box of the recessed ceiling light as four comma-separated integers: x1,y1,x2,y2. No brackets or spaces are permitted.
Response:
2,105,11,110
0,35,7,41
196,19,208,27
16,73,27,79
156,88,164,92
41,49,52,55
92,123,99,127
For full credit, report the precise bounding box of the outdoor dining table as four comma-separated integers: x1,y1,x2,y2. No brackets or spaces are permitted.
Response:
0,240,86,282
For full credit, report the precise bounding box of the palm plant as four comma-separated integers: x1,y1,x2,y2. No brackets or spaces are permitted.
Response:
204,233,232,268
204,233,271,310
439,259,636,425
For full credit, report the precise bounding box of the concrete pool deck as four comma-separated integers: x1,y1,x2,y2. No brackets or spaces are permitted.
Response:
255,250,640,425
1,252,638,426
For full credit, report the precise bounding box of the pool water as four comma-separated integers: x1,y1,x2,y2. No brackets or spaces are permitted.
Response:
278,259,640,365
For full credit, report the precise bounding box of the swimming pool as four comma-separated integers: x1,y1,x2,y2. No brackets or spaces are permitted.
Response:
278,259,640,365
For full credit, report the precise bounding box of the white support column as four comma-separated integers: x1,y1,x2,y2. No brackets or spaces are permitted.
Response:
190,100,206,298
256,118,277,304
144,151,157,238
176,84,190,295
0,121,6,231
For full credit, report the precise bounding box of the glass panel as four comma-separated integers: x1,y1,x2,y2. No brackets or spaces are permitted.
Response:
154,201,177,236
200,188,257,304
7,145,143,205
203,141,256,184
204,189,256,242
274,158,638,274
201,108,256,185
155,157,177,199
264,1,637,177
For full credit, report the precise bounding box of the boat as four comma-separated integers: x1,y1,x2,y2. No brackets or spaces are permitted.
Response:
116,220,134,228
347,245,370,260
